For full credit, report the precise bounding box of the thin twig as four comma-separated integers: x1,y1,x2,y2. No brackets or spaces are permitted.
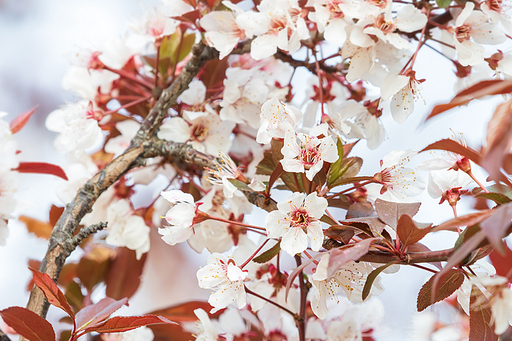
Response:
0,329,11,341
69,222,107,249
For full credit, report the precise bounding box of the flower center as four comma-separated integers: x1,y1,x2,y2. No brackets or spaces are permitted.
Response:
327,1,345,19
290,208,310,232
191,124,209,142
456,24,472,42
375,14,395,34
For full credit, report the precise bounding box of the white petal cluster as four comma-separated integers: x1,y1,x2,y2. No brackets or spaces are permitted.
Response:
265,192,327,255
196,253,248,313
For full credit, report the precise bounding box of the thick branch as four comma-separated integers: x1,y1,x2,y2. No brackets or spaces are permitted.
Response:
0,329,11,341
359,248,454,264
141,138,278,212
25,42,217,319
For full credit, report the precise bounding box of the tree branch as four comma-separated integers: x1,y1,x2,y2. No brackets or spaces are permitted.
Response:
0,329,11,341
359,248,454,264
25,42,218,319
69,222,107,249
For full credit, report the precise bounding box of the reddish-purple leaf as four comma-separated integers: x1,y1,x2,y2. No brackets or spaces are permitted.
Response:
75,297,128,331
324,225,357,244
426,79,512,121
374,199,421,230
420,139,483,165
149,301,222,322
480,202,512,254
20,216,53,240
432,209,494,232
342,217,386,235
9,106,38,134
15,162,68,181
81,315,175,334
469,286,499,341
417,269,465,311
327,238,380,278
267,162,284,194
29,268,75,319
105,248,146,300
0,306,55,341
396,215,431,249
489,245,512,281
481,99,512,181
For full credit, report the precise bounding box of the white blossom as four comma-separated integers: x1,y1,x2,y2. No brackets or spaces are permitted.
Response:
197,253,248,313
265,192,327,255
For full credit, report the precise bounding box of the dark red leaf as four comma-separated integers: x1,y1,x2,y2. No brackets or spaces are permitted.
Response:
49,205,64,227
75,297,128,331
426,80,512,121
420,139,483,165
362,261,400,300
82,315,175,334
396,215,431,249
374,199,421,229
19,216,53,240
481,98,512,181
432,209,494,232
105,248,147,300
29,268,75,319
479,202,512,254
267,162,284,194
10,106,38,134
417,269,465,311
15,162,68,181
149,301,222,322
0,306,55,341
469,286,499,341
489,244,512,281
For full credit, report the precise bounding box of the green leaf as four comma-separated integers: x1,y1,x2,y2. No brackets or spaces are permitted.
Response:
475,192,512,205
362,261,399,300
327,138,344,187
417,269,465,312
256,151,275,176
228,179,252,191
327,157,363,188
436,0,452,8
253,242,281,263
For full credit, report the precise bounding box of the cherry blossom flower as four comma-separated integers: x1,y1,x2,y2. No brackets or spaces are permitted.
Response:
361,4,427,49
309,254,384,319
481,0,512,35
265,192,327,255
62,65,118,101
281,127,338,181
237,0,310,60
199,2,246,59
307,0,355,46
381,72,424,123
196,253,248,313
373,149,425,199
468,276,512,335
105,199,150,260
158,190,203,246
417,131,472,173
451,2,506,66
45,100,104,156
126,7,177,50
427,169,472,205
158,110,235,155
206,151,242,199
192,309,220,341
256,97,303,144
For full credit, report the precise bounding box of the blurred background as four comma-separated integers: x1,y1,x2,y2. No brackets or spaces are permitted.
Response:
0,0,508,340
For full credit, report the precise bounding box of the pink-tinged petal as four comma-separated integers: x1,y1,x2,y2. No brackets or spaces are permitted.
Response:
456,2,475,27
234,283,247,309
417,158,454,171
205,31,240,59
200,10,236,32
305,161,323,181
157,117,190,142
282,131,301,159
164,203,195,226
281,158,305,174
209,286,237,313
180,81,206,106
304,193,328,219
454,39,484,66
251,34,278,60
277,192,306,213
307,221,323,252
265,210,290,238
324,19,348,45
381,73,409,101
319,136,339,163
281,227,308,256
396,5,427,32
158,225,193,245
161,189,194,204
310,281,329,319
390,86,414,123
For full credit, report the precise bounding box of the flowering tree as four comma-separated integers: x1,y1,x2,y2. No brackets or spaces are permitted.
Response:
1,0,512,340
